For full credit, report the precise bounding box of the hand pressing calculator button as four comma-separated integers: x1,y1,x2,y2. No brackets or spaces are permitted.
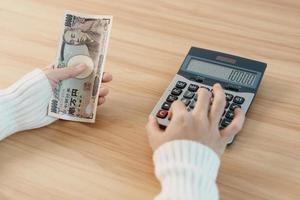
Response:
150,47,267,144
181,98,191,106
229,103,241,111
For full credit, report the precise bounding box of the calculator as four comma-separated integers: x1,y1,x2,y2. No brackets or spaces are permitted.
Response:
151,47,267,144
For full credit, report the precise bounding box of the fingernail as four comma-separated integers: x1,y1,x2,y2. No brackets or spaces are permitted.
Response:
75,63,86,70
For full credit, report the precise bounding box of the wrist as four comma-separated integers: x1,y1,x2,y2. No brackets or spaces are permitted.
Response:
153,140,220,199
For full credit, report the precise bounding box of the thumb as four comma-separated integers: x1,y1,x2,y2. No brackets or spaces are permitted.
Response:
54,64,87,81
146,115,163,136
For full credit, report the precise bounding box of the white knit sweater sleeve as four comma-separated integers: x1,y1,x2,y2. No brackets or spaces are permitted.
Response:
153,140,220,200
0,69,57,140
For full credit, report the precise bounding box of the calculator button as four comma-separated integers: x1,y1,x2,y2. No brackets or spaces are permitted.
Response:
229,103,241,111
181,98,191,106
189,100,196,109
176,81,187,89
233,96,245,104
221,118,231,127
225,93,233,101
156,110,168,119
195,76,204,83
171,88,182,96
225,111,234,120
222,110,226,116
183,91,195,99
166,95,178,102
225,101,229,109
188,84,199,92
194,93,198,101
161,102,171,110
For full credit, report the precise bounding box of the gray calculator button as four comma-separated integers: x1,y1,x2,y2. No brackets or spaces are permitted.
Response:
194,93,198,101
189,100,196,109
183,91,195,99
225,93,233,101
181,98,191,106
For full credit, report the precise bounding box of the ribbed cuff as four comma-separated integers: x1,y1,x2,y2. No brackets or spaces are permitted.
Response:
153,140,220,200
0,69,57,140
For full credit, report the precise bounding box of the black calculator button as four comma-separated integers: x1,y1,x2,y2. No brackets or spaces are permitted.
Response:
233,96,245,104
161,102,171,110
171,88,182,96
188,84,199,92
225,101,229,109
222,110,226,116
166,95,178,102
221,118,231,127
189,100,196,109
156,110,168,119
225,93,233,101
176,81,187,89
229,103,241,111
181,98,191,106
194,93,198,101
195,76,204,83
183,91,195,99
225,111,234,120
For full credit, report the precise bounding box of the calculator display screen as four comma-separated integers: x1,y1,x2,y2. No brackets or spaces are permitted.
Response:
186,59,258,87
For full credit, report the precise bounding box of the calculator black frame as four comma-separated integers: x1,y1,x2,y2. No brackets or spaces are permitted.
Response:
178,47,267,94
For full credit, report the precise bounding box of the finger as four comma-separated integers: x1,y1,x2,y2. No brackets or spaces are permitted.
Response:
99,87,109,97
169,100,187,121
193,87,212,118
220,108,245,140
146,115,163,136
98,97,106,105
54,64,87,81
102,72,113,83
209,83,226,125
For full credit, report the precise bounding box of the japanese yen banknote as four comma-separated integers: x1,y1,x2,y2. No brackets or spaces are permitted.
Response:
48,11,113,122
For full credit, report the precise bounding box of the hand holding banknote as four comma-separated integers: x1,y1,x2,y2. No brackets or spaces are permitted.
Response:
44,64,112,106
48,11,113,122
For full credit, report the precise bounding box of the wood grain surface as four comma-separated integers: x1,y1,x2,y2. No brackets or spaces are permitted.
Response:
0,0,299,199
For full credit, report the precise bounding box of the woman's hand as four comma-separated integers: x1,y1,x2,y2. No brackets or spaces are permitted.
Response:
43,64,113,106
146,83,245,157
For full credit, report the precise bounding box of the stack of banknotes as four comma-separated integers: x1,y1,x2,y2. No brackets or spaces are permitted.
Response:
48,10,113,123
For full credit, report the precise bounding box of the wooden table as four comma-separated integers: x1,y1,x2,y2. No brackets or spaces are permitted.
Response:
0,0,299,199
